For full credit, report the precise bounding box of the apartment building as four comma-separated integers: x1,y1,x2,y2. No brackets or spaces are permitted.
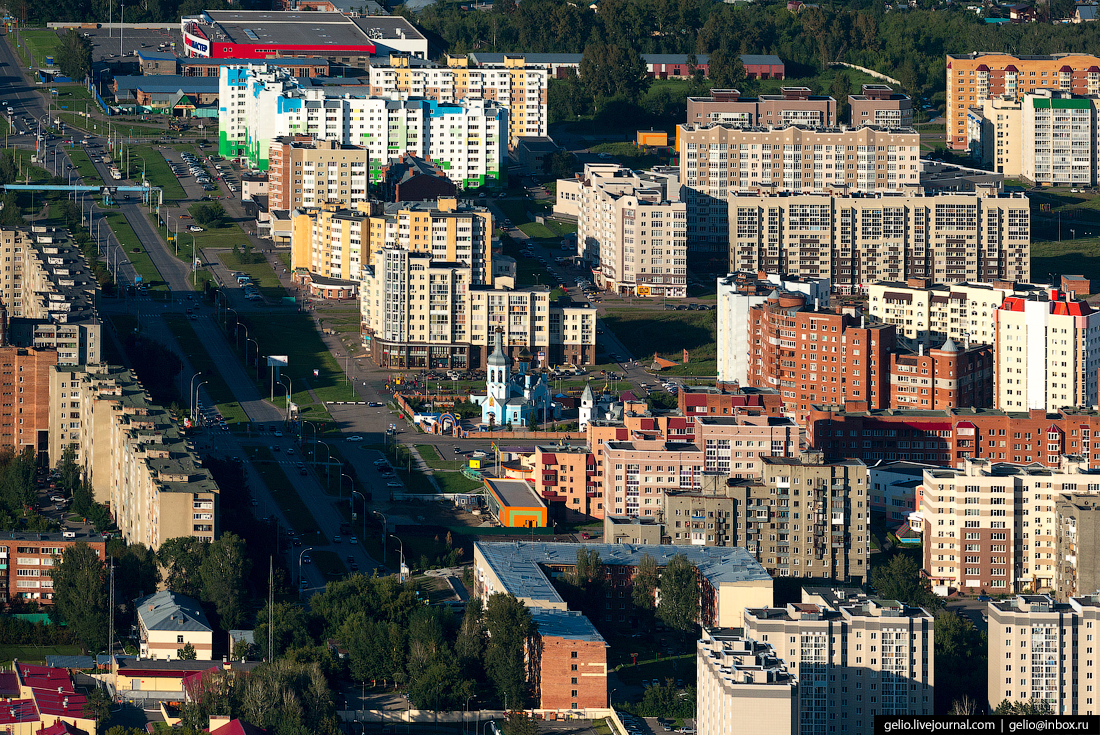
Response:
1055,493,1100,600
601,439,704,519
807,405,1100,470
746,290,895,423
0,530,105,605
0,227,101,365
0,345,56,454
686,87,837,128
697,629,798,735
267,137,372,212
1023,90,1096,185
966,95,1023,176
135,590,214,660
986,593,1100,714
995,292,1100,411
528,608,608,711
681,124,920,254
867,279,1048,349
366,53,548,146
360,250,596,369
293,197,493,284
726,188,1031,292
532,445,600,521
868,460,941,525
219,64,506,185
48,364,220,551
743,587,935,734
887,340,994,411
848,85,913,129
947,52,1100,150
558,163,687,297
716,271,831,385
920,456,1097,594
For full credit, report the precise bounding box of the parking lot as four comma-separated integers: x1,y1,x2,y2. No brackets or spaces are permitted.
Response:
79,27,183,63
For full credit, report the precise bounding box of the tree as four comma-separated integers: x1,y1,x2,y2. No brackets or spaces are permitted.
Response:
502,711,539,735
542,150,576,180
57,443,80,493
707,49,747,92
0,192,24,227
656,554,699,636
579,43,651,105
256,601,315,660
199,532,251,630
51,542,108,652
193,202,226,229
113,542,161,614
56,29,92,80
455,597,486,677
831,71,852,124
484,593,535,709
158,536,209,599
232,637,254,661
871,553,940,609
555,547,606,622
993,699,1054,715
177,642,198,660
936,610,988,714
632,553,658,626
82,687,111,727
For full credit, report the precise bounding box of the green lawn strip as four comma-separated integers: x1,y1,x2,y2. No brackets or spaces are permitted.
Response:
433,472,484,493
67,147,101,183
310,549,347,581
317,310,361,334
218,250,286,299
120,145,186,200
601,308,717,364
589,141,661,171
517,221,557,239
415,444,453,470
20,29,61,65
278,252,292,271
238,311,350,405
249,446,327,544
110,314,141,339
0,644,81,668
313,442,371,497
162,314,249,425
101,211,164,287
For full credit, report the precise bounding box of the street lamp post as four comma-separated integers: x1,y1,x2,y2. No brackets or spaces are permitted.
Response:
389,534,405,581
280,375,293,422
316,440,332,487
193,381,209,425
247,338,260,380
608,688,617,709
340,472,352,502
189,372,203,422
297,546,314,593
373,510,387,567
226,308,239,342
351,491,368,547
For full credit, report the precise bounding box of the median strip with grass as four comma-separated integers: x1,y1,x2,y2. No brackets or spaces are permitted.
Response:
238,311,355,405
162,314,249,426
67,147,101,183
119,145,186,200
310,549,348,580
219,250,286,299
250,446,327,545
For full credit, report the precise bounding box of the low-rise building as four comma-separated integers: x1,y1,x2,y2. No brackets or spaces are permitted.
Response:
381,155,457,202
0,663,99,735
48,364,219,551
528,608,607,711
697,629,798,735
483,478,547,528
848,84,913,128
0,531,105,605
135,590,214,661
743,588,935,732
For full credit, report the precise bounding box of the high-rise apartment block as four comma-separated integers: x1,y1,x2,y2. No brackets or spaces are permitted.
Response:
920,456,1094,594
986,593,1100,714
848,85,913,129
697,629,798,735
686,88,837,128
1055,493,1100,600
267,137,372,212
219,64,506,186
966,96,1024,176
716,271,831,385
727,188,1031,292
292,198,493,284
947,52,1100,149
1022,90,1096,185
360,251,596,369
995,292,1100,411
557,163,687,298
48,364,220,551
366,53,548,146
0,226,101,365
742,588,935,734
680,124,919,253
867,279,1048,349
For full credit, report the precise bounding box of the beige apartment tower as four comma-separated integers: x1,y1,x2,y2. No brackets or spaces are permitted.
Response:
697,629,799,735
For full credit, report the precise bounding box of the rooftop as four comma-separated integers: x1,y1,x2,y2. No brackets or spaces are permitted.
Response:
530,608,607,643
476,541,771,606
194,11,378,49
114,76,219,95
485,478,544,508
135,590,213,633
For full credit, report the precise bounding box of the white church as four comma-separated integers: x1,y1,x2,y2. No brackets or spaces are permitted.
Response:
470,331,560,427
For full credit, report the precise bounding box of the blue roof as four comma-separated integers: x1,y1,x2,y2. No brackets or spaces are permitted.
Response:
114,76,219,95
44,655,96,669
135,50,176,61
530,609,607,643
1078,4,1098,19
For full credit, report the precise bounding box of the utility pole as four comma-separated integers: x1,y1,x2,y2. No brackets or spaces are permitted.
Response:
268,556,274,661
108,558,115,660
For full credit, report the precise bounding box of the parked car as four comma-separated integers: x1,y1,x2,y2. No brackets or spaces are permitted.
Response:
189,225,204,232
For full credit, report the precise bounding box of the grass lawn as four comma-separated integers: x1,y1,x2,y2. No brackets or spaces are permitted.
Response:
20,29,60,66
0,644,81,667
250,446,327,544
102,211,165,287
416,444,463,471
310,549,348,581
601,308,718,365
67,147,101,183
1031,237,1100,294
218,251,285,299
118,145,186,200
318,309,362,336
589,141,662,170
162,315,249,426
238,311,350,405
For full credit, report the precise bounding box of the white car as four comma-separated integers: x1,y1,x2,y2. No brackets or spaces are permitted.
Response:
347,435,363,442
189,225,203,232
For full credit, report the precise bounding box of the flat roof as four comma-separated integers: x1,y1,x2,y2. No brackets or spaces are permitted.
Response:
349,16,426,41
476,541,771,606
201,11,377,49
530,608,607,643
486,478,542,508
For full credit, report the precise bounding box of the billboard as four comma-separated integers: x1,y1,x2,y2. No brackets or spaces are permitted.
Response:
267,355,288,367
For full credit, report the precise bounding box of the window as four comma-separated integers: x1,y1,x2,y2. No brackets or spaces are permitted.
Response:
177,635,184,644
571,651,578,658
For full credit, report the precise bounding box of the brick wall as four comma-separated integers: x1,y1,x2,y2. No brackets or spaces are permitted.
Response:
535,635,607,710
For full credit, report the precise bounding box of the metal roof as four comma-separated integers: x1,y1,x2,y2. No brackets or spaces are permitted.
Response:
135,590,213,633
114,75,219,95
476,541,770,605
43,656,95,670
530,608,607,643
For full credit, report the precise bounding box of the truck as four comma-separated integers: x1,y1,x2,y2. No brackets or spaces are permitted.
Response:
109,167,121,180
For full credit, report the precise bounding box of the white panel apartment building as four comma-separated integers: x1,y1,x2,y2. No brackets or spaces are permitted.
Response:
987,593,1100,715
679,124,920,253
560,163,687,298
1022,90,1094,186
727,188,1031,293
219,64,507,188
995,293,1100,411
867,280,1049,349
697,629,799,735
920,456,1094,594
743,588,934,735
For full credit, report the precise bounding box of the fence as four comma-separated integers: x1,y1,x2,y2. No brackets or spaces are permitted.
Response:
828,62,901,87
87,79,112,117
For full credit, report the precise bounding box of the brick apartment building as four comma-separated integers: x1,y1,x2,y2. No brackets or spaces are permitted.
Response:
848,84,913,128
888,340,993,411
0,531,106,605
528,608,608,711
807,405,1100,469
685,87,837,128
533,445,600,521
